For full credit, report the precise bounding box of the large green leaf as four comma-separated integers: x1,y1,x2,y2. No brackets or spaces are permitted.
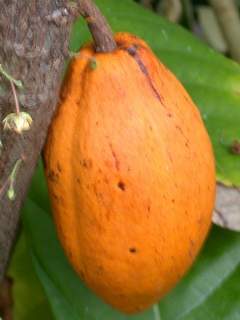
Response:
8,232,53,320
159,227,240,320
21,164,240,320
70,0,240,186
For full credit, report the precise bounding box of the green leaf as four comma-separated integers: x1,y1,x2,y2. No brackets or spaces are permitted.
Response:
70,0,240,186
159,227,240,320
8,232,53,320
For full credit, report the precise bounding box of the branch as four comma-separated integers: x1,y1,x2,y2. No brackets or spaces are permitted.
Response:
67,0,116,52
0,0,115,281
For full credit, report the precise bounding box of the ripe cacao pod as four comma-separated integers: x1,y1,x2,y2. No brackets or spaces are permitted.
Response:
44,33,216,314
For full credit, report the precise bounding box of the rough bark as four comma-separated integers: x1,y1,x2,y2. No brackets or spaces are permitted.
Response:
0,0,115,281
0,0,72,281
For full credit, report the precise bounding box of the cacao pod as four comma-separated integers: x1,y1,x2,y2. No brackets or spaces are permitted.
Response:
44,33,216,314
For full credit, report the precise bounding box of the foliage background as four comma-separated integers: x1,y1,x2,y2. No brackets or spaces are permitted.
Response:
5,0,240,319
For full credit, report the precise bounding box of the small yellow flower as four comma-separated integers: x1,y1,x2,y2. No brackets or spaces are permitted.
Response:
2,112,33,134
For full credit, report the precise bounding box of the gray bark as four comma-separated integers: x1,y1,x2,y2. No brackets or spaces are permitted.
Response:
0,0,71,281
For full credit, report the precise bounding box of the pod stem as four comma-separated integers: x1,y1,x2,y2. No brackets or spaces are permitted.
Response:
68,0,117,52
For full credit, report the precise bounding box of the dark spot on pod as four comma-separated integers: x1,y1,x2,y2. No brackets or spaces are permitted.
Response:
175,125,183,134
129,247,137,254
118,181,126,191
52,192,59,201
104,177,109,184
56,162,62,172
80,159,92,169
188,250,193,258
48,170,59,183
190,239,195,248
109,143,120,171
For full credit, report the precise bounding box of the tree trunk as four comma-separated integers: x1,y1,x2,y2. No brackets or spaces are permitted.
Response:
0,0,71,281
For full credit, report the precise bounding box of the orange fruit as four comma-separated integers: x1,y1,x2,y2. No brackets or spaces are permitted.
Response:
44,33,216,314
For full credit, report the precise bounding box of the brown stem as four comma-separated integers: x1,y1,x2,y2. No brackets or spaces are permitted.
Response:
10,81,20,114
67,0,117,52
